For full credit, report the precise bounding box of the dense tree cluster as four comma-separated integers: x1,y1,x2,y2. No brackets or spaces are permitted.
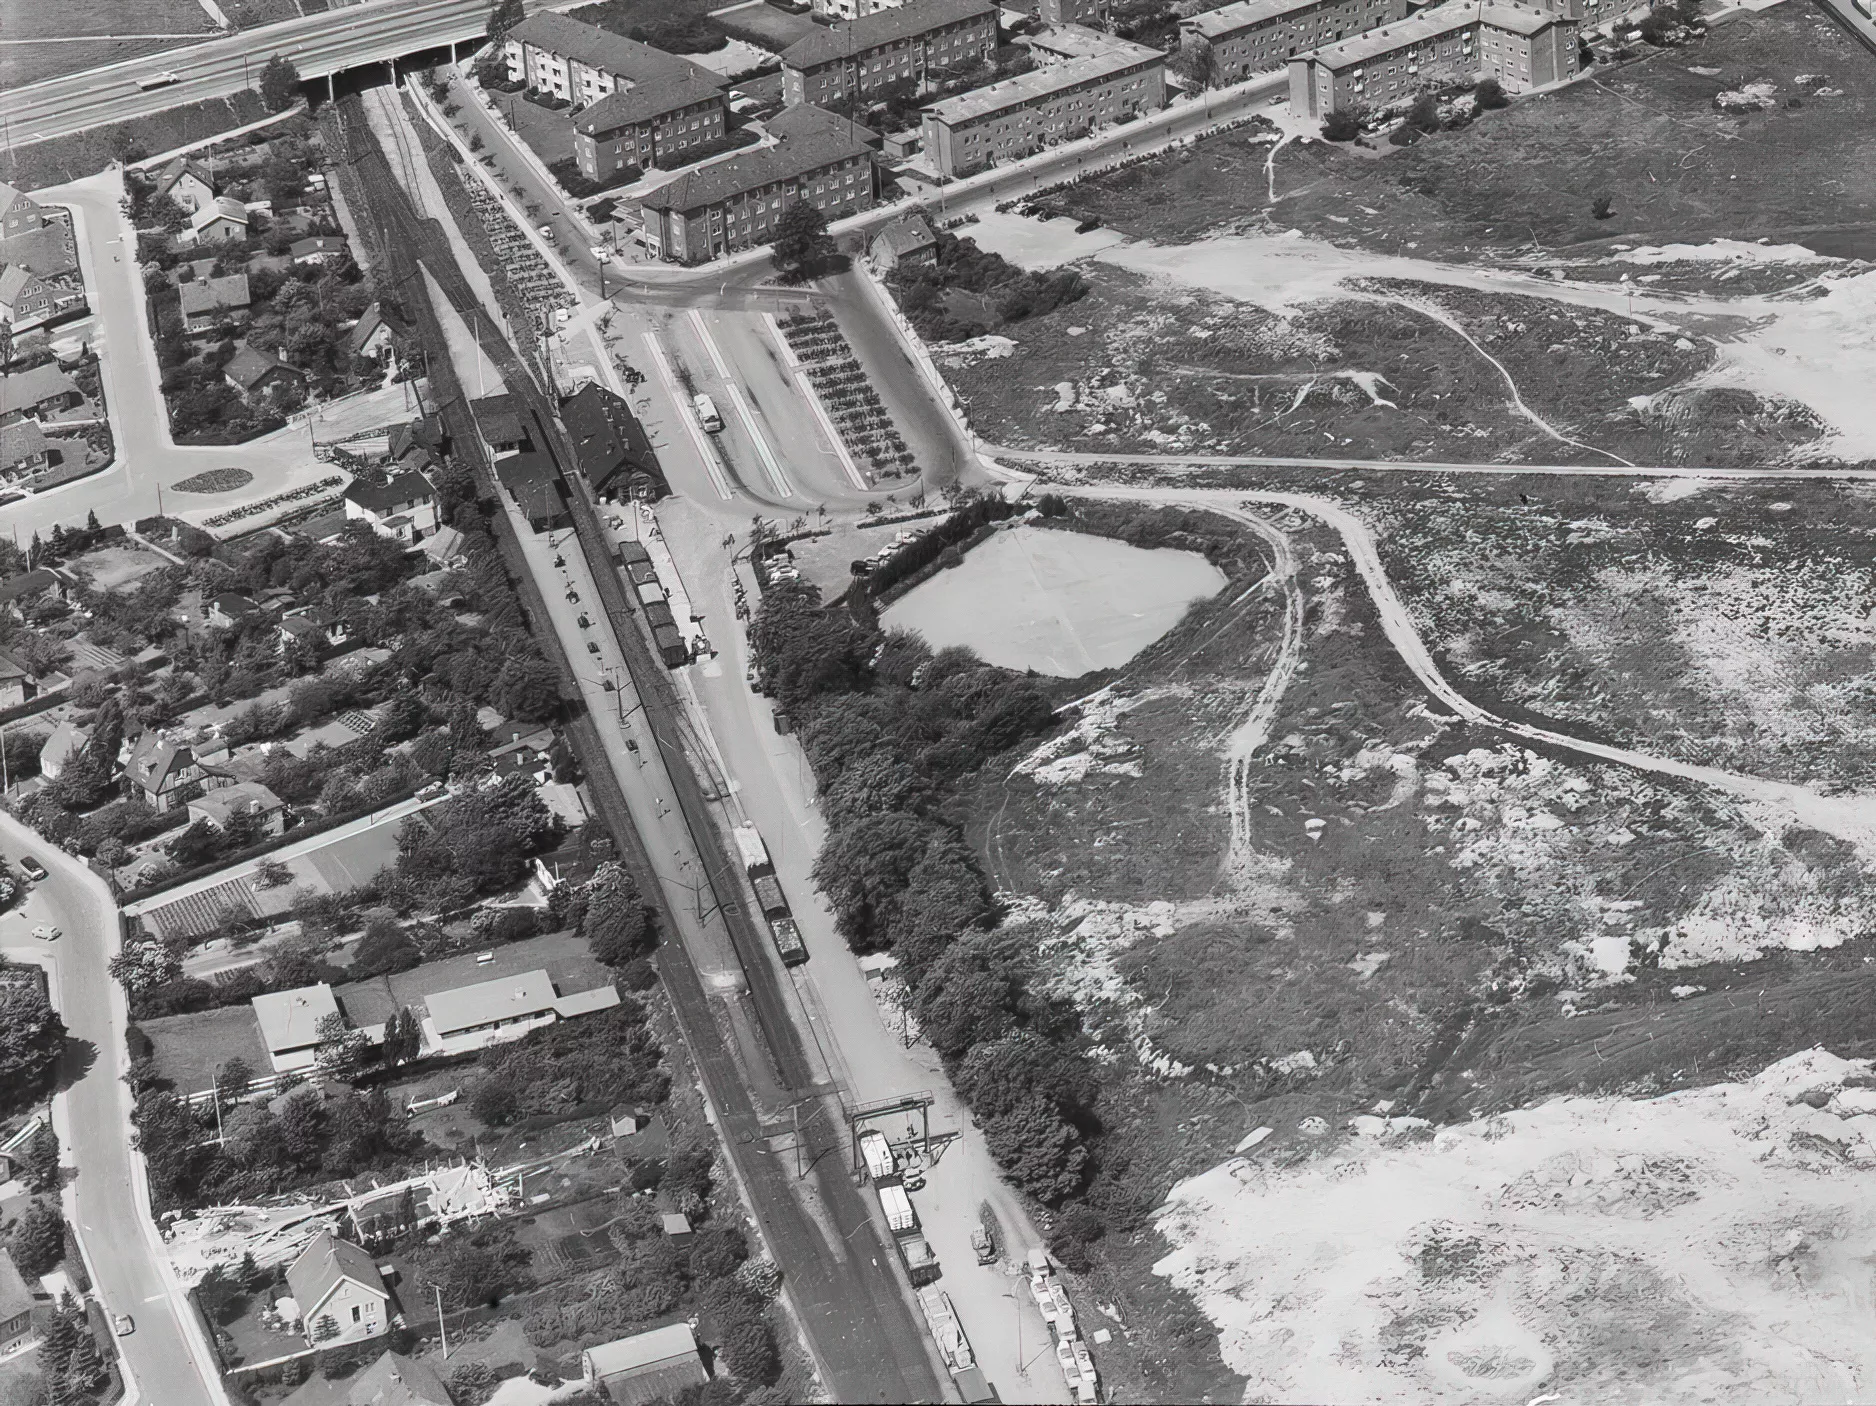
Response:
0,966,65,1116
749,572,1096,1208
580,862,655,966
467,1001,667,1129
889,230,1088,342
132,1069,429,1210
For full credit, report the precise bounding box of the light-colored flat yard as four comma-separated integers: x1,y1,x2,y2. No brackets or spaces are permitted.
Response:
882,524,1226,677
68,542,170,592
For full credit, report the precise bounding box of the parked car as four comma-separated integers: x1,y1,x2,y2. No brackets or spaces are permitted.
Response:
113,1314,133,1337
18,856,46,882
30,926,59,942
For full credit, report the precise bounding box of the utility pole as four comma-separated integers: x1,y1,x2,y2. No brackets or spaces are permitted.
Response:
435,1284,448,1359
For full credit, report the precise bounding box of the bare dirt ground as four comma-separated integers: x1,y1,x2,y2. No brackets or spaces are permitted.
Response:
964,492,1876,1403
1158,1048,1876,1406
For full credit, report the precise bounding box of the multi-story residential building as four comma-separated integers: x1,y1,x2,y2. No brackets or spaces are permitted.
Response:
1181,0,1410,84
504,12,726,107
572,70,729,182
1040,0,1111,23
1286,2,1578,117
920,37,1164,176
781,0,998,109
636,104,877,265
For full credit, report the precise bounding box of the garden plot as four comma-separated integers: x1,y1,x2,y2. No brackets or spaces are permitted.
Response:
1156,1048,1876,1406
1370,482,1876,791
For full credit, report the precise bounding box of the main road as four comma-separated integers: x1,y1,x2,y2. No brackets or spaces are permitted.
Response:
0,0,583,147
0,814,224,1406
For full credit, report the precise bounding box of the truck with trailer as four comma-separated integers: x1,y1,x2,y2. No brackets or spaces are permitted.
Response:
733,824,808,967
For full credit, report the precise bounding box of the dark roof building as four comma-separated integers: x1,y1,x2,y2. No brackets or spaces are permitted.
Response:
177,273,252,330
781,0,998,107
495,451,569,532
224,343,304,396
581,1322,708,1405
470,394,529,451
560,382,664,500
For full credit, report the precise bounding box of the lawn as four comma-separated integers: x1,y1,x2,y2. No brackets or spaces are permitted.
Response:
708,1,816,51
140,1005,272,1097
1052,7,1876,263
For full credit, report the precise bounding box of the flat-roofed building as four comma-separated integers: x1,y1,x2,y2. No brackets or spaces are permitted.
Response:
920,37,1165,176
1286,1,1577,117
781,0,998,109
252,983,340,1074
420,968,621,1056
1180,0,1410,85
637,104,877,265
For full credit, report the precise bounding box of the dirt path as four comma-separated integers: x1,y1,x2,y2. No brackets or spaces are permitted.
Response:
1056,483,1876,855
1362,291,1638,468
1213,508,1305,874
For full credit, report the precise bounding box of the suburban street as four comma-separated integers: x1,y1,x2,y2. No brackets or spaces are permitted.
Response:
0,172,338,544
0,815,223,1406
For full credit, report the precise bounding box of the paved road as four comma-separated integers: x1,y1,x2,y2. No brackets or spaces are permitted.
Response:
0,172,336,543
0,0,577,147
0,816,223,1406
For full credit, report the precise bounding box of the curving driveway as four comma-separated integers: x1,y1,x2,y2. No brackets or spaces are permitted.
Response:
0,812,224,1406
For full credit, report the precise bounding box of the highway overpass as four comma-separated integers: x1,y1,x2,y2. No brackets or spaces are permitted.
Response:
0,0,582,146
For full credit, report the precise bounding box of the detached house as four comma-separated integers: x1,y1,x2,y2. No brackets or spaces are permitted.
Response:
0,422,49,482
0,268,60,329
0,183,45,240
0,652,38,710
343,470,439,545
154,158,216,214
187,780,286,837
285,1233,390,1347
0,1248,43,1360
559,382,664,502
224,343,305,401
347,303,405,367
123,732,231,813
0,364,82,426
190,196,250,245
278,605,351,656
178,274,252,335
290,236,348,266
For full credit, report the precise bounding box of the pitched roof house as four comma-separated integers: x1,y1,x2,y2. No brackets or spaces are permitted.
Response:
581,1323,707,1405
190,195,250,244
187,780,286,836
285,1232,390,1346
343,470,438,545
155,158,217,214
123,732,230,812
178,273,252,334
0,363,82,425
224,343,304,399
0,182,45,240
0,421,49,480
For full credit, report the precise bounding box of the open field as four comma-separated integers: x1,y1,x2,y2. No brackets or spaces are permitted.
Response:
882,523,1227,676
1363,473,1876,790
942,262,1730,463
1158,1049,1876,1405
140,1005,273,1096
1048,8,1876,262
960,495,1876,1399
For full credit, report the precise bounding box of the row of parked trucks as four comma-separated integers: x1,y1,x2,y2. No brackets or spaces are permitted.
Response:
732,824,807,966
1030,1248,1100,1404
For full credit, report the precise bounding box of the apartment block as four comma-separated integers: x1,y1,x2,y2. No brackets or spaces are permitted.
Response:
1180,0,1411,85
781,0,998,108
637,105,877,265
504,13,728,171
1039,0,1112,25
1286,2,1578,117
919,37,1164,177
